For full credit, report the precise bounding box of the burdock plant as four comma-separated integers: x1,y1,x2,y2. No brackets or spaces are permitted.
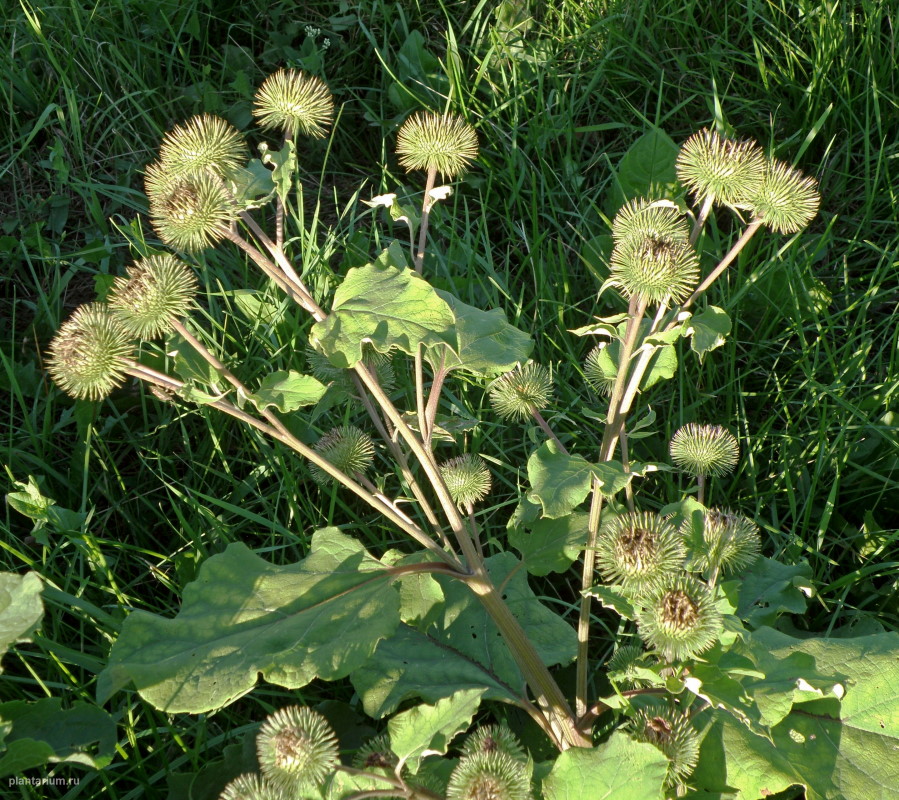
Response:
45,67,835,800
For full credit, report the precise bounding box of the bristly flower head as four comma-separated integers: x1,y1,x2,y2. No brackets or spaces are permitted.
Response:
108,255,198,338
396,112,479,178
489,363,552,422
596,512,686,593
584,344,617,395
629,707,700,787
669,423,739,478
609,200,698,305
158,114,246,180
611,199,691,248
253,69,334,139
352,734,398,771
609,235,700,305
218,773,285,800
47,303,133,400
690,508,761,575
676,128,766,207
256,706,339,793
636,575,722,661
748,157,821,234
310,425,375,485
461,724,527,763
446,750,532,800
440,454,492,508
148,171,235,252
605,645,651,688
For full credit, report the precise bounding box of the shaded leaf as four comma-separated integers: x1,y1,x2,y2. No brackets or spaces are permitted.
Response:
608,127,680,212
508,512,588,575
0,572,43,673
98,529,399,712
734,557,814,628
0,699,116,776
350,624,519,719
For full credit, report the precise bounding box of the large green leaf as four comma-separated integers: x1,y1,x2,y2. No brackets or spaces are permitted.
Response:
542,732,669,799
427,290,533,377
351,553,576,717
249,370,327,413
508,512,589,575
527,442,641,518
692,630,899,800
388,689,484,773
607,127,680,212
693,705,899,800
0,699,116,776
434,553,577,689
526,441,594,519
98,529,399,712
0,571,43,672
350,624,520,718
310,244,457,368
733,556,814,628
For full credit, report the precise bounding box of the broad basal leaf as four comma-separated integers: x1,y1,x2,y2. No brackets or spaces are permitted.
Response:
310,245,457,368
351,553,577,717
350,624,519,719
98,529,399,712
427,290,533,377
542,732,668,800
0,571,43,673
250,370,327,413
508,512,589,575
0,699,116,776
527,441,594,519
388,689,484,772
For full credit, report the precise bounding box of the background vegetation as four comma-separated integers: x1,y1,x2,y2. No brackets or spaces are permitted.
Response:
2,0,897,797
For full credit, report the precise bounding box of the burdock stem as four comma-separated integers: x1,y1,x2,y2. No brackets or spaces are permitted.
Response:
576,294,645,720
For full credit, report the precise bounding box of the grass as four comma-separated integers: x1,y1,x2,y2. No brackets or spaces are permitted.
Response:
1,0,898,796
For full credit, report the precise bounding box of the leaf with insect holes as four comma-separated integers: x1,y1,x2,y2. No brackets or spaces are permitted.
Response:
310,244,457,368
508,512,589,576
97,529,400,712
249,370,327,413
349,624,520,719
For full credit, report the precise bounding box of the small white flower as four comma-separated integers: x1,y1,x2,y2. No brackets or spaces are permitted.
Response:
428,185,453,202
363,193,397,208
